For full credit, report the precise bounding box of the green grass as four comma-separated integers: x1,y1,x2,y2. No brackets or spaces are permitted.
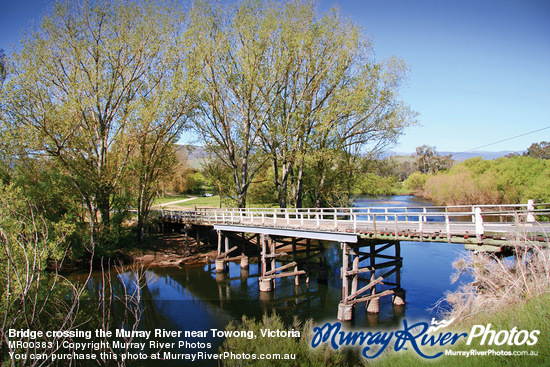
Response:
370,294,550,367
152,194,189,205
172,195,223,208
170,196,279,209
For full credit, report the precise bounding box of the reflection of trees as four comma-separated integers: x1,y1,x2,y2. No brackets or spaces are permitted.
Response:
152,264,339,325
78,265,168,336
136,266,164,332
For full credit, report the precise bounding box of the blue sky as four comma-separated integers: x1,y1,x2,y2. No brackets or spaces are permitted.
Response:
2,0,549,153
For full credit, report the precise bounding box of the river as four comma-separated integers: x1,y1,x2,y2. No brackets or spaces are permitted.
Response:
75,195,472,365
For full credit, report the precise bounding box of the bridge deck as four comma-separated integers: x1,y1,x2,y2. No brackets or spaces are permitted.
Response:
159,202,550,251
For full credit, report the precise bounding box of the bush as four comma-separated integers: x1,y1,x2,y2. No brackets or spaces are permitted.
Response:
403,171,428,193
445,238,550,321
410,156,550,205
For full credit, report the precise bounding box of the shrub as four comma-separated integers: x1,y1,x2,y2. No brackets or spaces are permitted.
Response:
403,171,428,193
445,237,550,321
413,156,550,205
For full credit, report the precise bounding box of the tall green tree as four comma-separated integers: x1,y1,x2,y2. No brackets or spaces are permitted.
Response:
187,0,281,208
2,1,194,247
415,145,453,174
188,0,416,208
261,3,416,208
524,141,550,160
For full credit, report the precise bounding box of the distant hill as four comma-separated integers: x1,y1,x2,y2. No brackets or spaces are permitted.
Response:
176,145,209,169
446,150,520,161
389,150,521,161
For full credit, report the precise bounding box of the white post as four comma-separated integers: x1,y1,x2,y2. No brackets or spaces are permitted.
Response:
217,230,222,257
527,199,535,223
475,207,484,242
286,209,290,225
445,213,451,243
394,214,398,240
418,214,423,237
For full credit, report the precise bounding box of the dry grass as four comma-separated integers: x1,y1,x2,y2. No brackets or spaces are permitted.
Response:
444,232,550,321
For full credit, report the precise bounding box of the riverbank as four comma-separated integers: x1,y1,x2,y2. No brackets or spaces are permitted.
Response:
129,233,217,267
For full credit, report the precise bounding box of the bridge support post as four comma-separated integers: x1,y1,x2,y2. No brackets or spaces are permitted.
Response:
337,301,354,321
259,278,272,292
366,272,380,313
337,242,355,321
215,259,227,273
337,240,404,318
393,289,406,306
240,255,249,269
393,242,405,306
259,234,272,292
217,230,222,257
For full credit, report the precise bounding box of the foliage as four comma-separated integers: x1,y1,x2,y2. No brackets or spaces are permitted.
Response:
354,173,401,196
221,313,345,367
2,0,194,247
0,182,75,364
415,145,453,174
188,0,416,208
408,156,550,205
247,166,278,205
403,171,429,192
0,183,146,365
524,140,550,159
351,158,404,195
187,0,275,208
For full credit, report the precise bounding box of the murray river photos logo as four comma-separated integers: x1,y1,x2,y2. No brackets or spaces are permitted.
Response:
310,318,540,359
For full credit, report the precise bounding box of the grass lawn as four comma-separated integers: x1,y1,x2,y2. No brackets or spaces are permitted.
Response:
152,194,189,205
168,196,279,209
171,195,223,208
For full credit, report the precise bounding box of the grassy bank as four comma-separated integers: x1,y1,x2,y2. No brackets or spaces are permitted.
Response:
371,293,549,366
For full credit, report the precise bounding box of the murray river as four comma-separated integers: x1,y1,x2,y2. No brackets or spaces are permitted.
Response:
74,195,472,365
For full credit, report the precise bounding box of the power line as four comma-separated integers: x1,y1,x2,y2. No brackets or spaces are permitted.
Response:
456,125,550,154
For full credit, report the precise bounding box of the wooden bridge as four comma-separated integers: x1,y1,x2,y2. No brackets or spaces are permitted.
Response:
157,201,550,320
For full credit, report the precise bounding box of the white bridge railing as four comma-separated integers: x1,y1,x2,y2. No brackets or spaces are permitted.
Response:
157,201,550,242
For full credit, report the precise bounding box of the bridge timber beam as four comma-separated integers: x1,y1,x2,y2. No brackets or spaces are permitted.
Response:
213,224,358,243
